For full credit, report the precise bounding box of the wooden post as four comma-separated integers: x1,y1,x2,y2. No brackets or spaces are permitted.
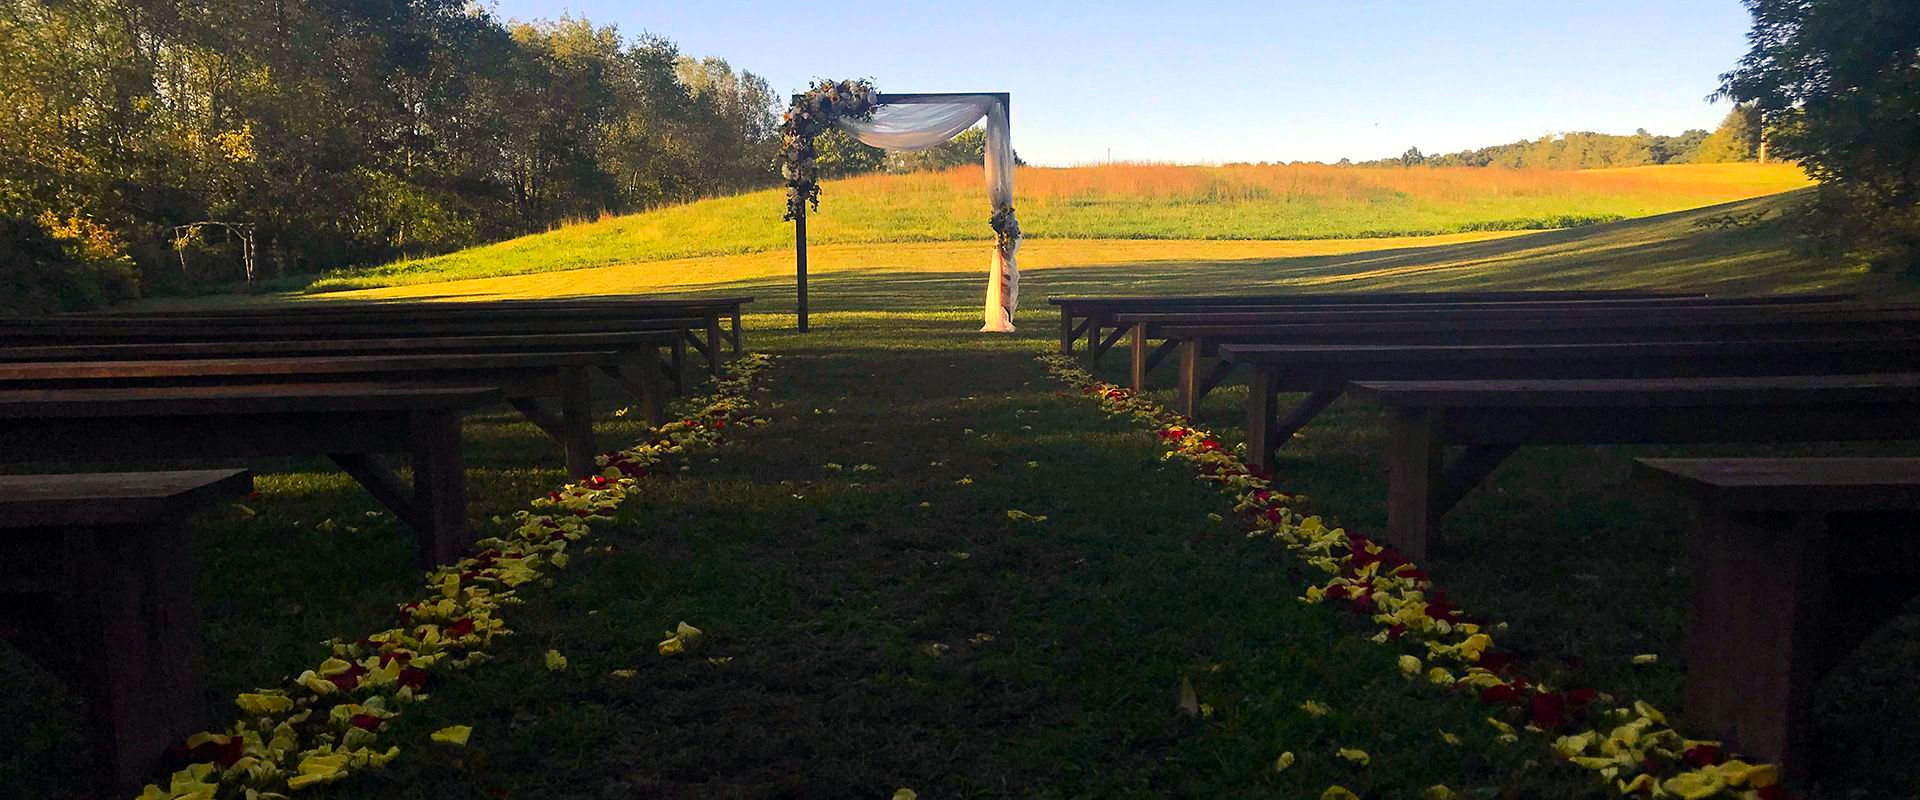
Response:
795,208,809,332
558,366,596,479
409,410,469,567
1244,366,1281,474
1385,408,1444,561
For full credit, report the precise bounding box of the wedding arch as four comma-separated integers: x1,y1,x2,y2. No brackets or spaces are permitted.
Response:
781,80,1018,332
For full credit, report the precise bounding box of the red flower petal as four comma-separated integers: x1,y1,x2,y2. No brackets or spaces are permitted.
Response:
1479,684,1522,705
399,666,430,689
1681,744,1725,767
1529,691,1567,729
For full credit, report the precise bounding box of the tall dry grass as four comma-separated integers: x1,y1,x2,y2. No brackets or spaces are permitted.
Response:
826,161,1811,205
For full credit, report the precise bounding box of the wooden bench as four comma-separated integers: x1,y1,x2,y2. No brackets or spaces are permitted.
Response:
82,294,753,355
1344,374,1920,561
0,351,659,475
1227,338,1920,470
0,468,250,792
0,331,691,397
0,383,501,566
1158,309,1920,415
1633,457,1920,779
0,313,733,377
1120,300,1883,390
1048,290,1706,355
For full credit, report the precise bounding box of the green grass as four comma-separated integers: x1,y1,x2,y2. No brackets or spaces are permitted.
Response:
302,162,1812,292
10,175,1920,798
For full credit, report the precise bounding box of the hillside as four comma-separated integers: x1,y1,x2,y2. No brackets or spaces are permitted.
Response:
280,191,1913,316
307,162,1812,292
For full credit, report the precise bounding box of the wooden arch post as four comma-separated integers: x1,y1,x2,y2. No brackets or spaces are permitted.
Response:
790,91,1010,332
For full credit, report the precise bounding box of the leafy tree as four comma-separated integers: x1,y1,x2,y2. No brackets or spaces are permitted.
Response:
1689,106,1762,163
0,1,786,308
1718,0,1920,270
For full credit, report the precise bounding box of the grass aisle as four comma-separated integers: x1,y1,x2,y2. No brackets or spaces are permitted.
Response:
301,316,1604,799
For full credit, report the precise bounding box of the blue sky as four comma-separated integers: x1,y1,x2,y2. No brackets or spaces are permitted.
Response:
483,1,1756,166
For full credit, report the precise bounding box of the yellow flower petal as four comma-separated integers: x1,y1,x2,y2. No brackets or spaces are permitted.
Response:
545,649,568,671
610,668,638,678
1300,700,1331,717
1398,654,1421,677
1631,653,1659,666
1336,747,1370,766
1422,786,1458,800
892,790,918,800
1320,787,1361,800
431,725,472,746
1275,751,1296,772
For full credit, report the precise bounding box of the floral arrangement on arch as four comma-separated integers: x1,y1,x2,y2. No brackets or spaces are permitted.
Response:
780,78,880,221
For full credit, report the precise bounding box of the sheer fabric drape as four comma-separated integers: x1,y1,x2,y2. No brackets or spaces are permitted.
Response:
838,96,1019,332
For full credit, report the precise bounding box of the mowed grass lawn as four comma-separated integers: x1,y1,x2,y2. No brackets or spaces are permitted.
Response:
303,162,1812,292
11,181,1920,798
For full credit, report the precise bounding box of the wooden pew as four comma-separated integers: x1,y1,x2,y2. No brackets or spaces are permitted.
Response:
0,351,656,475
1344,373,1920,561
0,383,501,566
0,468,250,792
1632,457,1920,779
1048,290,1705,355
1227,338,1920,468
1162,308,1920,415
73,294,755,357
0,313,731,377
0,331,691,397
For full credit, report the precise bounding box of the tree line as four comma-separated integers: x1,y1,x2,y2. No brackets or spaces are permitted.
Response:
0,1,780,312
1355,107,1764,169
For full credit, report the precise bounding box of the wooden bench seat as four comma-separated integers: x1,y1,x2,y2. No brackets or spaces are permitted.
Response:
0,331,690,398
59,295,754,364
1226,338,1920,469
0,382,501,566
1049,290,1709,354
0,468,250,792
1633,457,1920,779
0,350,662,475
0,313,736,377
1344,373,1920,561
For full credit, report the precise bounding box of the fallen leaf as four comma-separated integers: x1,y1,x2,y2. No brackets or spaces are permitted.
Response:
431,725,472,746
1177,676,1200,717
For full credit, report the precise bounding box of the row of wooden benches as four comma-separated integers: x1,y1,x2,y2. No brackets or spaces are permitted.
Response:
0,294,751,791
1051,290,1920,779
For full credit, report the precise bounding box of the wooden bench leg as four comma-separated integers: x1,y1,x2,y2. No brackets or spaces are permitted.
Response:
1090,322,1129,365
667,337,687,395
1176,340,1200,417
1245,366,1281,474
1130,323,1149,390
558,365,596,478
1686,508,1829,777
410,410,469,567
706,317,723,376
3,521,207,793
1385,408,1444,561
1060,309,1075,355
730,308,744,354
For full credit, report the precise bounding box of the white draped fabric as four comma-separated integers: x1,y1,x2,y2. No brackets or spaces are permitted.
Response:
837,96,1019,332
